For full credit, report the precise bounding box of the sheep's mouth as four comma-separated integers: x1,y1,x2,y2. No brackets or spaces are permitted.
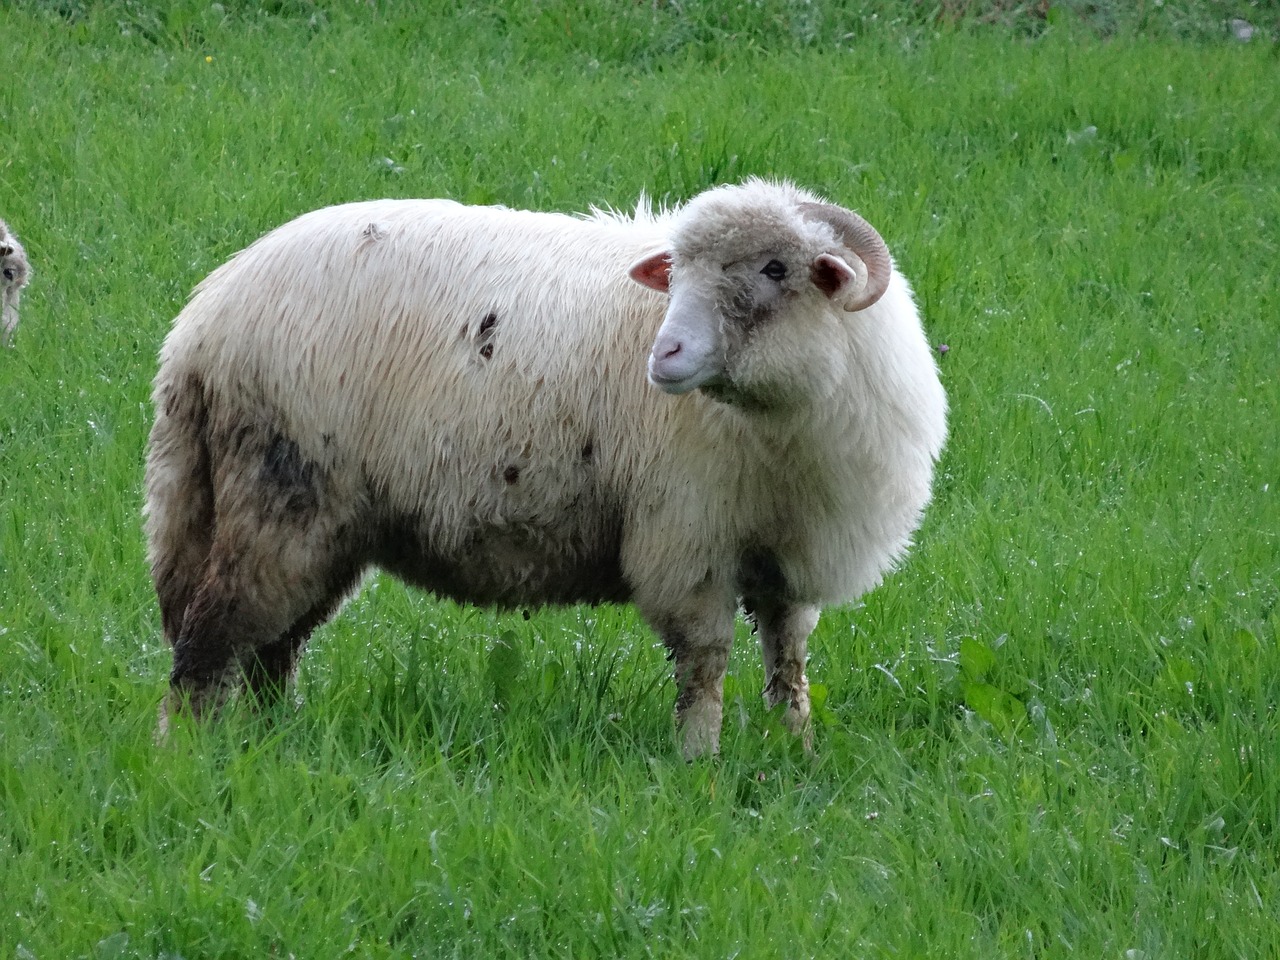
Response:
647,360,726,396
647,369,702,394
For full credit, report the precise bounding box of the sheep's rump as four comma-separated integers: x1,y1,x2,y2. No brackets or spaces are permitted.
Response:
148,200,670,609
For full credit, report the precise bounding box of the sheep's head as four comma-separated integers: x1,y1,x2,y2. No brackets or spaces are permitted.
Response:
1,219,31,347
629,182,892,408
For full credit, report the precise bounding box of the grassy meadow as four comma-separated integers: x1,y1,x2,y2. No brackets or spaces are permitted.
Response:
1,1,1278,956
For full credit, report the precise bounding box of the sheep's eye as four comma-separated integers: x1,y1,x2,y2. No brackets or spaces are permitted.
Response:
1,269,12,281
761,260,787,282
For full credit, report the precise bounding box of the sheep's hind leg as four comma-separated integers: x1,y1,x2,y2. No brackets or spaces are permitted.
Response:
161,432,365,733
163,534,361,730
145,373,216,647
163,546,279,728
747,597,819,746
242,564,363,706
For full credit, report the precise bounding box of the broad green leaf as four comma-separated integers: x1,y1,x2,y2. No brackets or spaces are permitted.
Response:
959,637,997,682
488,630,525,709
963,680,1028,739
541,660,565,698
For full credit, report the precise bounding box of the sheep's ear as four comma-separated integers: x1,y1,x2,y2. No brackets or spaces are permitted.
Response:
629,251,673,292
810,253,864,308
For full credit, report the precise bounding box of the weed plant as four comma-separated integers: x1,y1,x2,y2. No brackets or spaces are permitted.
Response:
1,2,1277,957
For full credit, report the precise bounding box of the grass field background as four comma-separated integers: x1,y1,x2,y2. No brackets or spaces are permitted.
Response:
1,1,1277,957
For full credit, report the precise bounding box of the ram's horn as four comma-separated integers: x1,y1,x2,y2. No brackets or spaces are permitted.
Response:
798,202,892,313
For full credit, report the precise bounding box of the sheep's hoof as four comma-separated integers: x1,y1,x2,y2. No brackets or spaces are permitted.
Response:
678,700,723,761
764,678,813,752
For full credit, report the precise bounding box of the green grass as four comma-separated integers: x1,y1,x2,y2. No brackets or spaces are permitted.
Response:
2,2,1278,957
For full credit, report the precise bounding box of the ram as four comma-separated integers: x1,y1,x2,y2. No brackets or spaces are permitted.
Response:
1,218,31,347
146,179,947,757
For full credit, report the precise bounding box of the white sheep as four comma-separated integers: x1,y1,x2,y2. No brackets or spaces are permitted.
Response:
1,219,31,347
146,179,947,757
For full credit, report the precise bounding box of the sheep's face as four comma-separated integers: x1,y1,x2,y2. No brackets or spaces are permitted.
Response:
630,245,864,410
1,220,30,346
630,183,893,410
0,222,29,291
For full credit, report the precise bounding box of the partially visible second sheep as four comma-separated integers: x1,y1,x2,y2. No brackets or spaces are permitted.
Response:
1,219,31,347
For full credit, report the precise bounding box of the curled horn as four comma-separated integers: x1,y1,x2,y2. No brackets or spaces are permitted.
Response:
798,202,892,312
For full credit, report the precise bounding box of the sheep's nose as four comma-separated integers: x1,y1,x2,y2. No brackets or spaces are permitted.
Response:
657,340,682,360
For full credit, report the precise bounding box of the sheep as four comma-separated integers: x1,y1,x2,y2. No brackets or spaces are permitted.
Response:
145,179,947,758
1,219,31,347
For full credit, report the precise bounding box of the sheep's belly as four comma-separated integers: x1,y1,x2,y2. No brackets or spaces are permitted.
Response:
373,517,630,609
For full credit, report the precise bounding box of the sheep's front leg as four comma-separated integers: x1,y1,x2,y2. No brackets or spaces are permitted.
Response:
645,589,736,759
747,597,819,744
663,630,732,759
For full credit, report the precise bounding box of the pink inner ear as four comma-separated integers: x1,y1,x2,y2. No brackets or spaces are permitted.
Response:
810,253,856,299
629,251,673,292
